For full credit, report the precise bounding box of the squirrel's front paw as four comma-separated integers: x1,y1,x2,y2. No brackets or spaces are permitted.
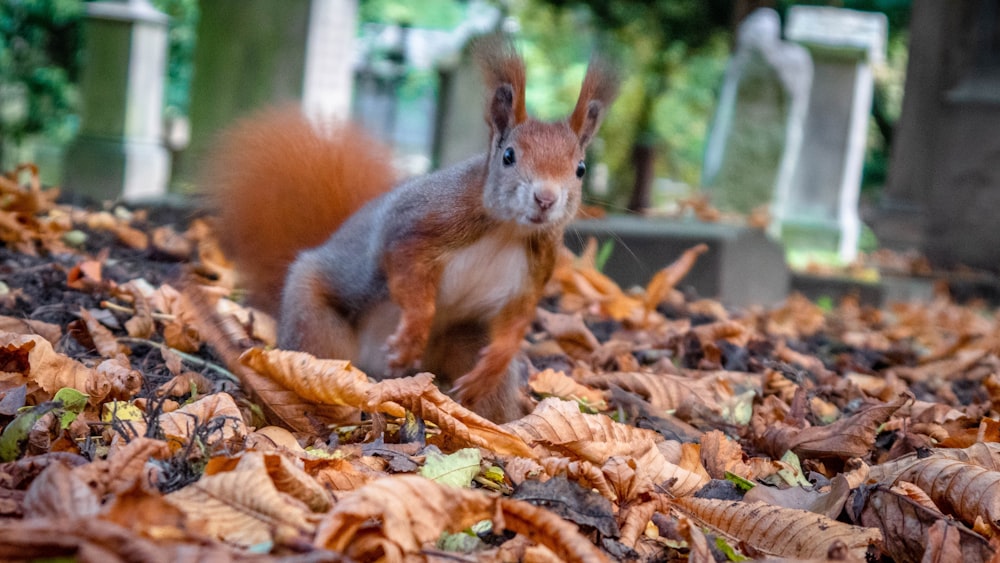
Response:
384,332,425,373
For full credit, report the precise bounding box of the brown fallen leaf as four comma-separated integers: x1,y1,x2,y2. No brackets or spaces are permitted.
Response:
166,451,324,547
314,474,609,562
852,484,995,563
535,308,601,359
754,394,908,460
0,331,106,401
77,307,128,358
675,497,882,560
893,457,1000,534
644,243,709,312
23,462,100,520
505,398,708,496
529,368,607,409
0,316,61,345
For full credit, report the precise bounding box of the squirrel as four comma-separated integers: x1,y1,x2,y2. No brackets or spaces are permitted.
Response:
203,36,618,422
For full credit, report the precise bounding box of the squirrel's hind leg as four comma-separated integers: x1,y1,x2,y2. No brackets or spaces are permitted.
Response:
278,260,359,362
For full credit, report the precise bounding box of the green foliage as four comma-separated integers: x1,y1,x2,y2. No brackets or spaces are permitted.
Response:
360,0,466,28
151,0,199,115
0,0,84,147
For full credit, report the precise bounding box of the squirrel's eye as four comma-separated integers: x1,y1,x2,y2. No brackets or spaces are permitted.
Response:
502,147,516,166
576,160,586,179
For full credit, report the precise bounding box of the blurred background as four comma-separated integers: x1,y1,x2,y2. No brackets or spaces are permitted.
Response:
6,0,1000,301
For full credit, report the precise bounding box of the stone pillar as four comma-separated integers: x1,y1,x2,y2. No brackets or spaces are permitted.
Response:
176,0,356,186
62,0,170,202
882,0,1000,271
702,8,812,217
783,6,886,263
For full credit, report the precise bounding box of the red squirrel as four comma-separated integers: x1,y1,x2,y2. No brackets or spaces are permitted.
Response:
204,36,618,422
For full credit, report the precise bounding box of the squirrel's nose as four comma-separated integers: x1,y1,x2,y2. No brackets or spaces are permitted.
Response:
533,190,557,211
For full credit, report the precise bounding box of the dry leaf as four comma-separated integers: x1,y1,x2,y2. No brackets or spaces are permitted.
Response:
315,474,609,562
853,484,995,563
77,307,127,358
644,243,708,312
676,497,881,559
0,331,105,401
166,451,322,547
23,462,100,519
529,368,606,409
894,457,1000,533
0,316,61,345
505,398,708,495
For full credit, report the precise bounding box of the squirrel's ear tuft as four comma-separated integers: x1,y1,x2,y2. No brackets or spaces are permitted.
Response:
489,83,516,141
569,56,619,149
473,33,528,132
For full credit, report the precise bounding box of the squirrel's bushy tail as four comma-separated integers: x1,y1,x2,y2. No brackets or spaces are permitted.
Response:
202,107,397,314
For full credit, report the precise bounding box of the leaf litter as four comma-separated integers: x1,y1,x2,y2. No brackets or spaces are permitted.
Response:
3,165,1000,561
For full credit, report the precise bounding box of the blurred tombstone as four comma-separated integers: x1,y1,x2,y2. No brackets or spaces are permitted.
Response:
702,8,812,218
432,42,490,168
62,0,170,202
878,0,1000,272
781,6,886,262
177,0,357,186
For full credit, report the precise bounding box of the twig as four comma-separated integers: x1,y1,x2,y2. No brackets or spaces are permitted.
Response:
101,300,176,322
116,336,239,383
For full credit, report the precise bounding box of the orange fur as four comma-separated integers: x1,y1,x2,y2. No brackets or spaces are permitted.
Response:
202,107,396,314
474,35,528,125
569,57,619,138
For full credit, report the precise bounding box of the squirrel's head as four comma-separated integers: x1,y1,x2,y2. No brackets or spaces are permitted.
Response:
475,36,619,232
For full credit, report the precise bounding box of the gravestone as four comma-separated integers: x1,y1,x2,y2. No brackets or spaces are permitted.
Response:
782,6,886,263
878,0,1000,272
177,0,357,187
702,8,812,217
62,0,170,201
566,217,790,307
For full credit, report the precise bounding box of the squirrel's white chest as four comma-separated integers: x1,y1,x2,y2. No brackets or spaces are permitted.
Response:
437,234,529,320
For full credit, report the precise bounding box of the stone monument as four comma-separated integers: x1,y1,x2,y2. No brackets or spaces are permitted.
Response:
878,0,1000,272
702,8,812,217
62,0,170,202
177,0,357,186
782,6,886,263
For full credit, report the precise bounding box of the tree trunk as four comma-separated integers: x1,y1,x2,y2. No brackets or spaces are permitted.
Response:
627,142,656,212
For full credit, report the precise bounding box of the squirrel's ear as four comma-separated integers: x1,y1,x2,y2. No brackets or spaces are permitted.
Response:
569,57,619,149
474,33,528,142
489,83,516,141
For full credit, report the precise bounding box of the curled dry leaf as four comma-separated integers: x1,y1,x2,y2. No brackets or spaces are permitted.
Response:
644,244,709,313
537,456,619,501
156,392,247,451
754,394,908,460
241,348,535,457
893,457,1000,533
853,484,995,563
95,355,143,400
505,398,708,496
529,368,607,409
77,307,127,358
23,462,100,519
0,315,61,345
316,474,610,562
676,497,882,560
166,451,324,547
366,373,536,458
119,281,155,339
74,436,172,497
0,331,105,401
869,442,1000,483
534,308,600,358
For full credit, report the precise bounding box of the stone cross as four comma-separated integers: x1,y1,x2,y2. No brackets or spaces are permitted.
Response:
782,6,887,262
702,8,812,220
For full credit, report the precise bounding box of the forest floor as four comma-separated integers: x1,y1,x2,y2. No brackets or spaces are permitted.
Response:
1,164,999,562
